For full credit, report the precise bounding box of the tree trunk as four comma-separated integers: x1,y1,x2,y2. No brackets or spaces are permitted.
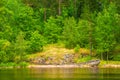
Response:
89,22,92,57
74,0,77,18
101,53,103,60
43,0,47,21
44,8,46,21
107,51,109,64
58,0,62,15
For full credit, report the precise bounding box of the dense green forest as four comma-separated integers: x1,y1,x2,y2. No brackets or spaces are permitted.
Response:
0,0,120,64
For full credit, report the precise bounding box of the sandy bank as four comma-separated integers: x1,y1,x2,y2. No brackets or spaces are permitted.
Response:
28,64,92,68
27,64,120,68
1,64,120,69
101,64,120,68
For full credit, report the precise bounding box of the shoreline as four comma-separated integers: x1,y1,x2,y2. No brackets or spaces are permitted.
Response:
0,64,120,69
28,64,90,68
1,63,120,69
27,64,120,68
100,64,120,68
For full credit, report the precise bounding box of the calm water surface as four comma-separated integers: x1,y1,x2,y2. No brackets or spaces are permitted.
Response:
0,67,120,80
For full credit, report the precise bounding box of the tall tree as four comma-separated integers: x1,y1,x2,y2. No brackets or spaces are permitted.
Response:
95,3,118,60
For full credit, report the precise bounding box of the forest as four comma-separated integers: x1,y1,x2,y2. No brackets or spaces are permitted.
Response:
0,0,120,64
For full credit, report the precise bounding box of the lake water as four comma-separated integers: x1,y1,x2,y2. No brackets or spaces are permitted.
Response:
0,67,120,80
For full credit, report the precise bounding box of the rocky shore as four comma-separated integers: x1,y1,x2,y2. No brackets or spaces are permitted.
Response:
29,53,75,65
25,46,120,69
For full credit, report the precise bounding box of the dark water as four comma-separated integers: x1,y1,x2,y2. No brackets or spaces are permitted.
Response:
0,67,120,80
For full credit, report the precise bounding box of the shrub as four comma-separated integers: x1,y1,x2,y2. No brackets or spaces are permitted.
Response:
74,45,80,53
113,54,120,61
76,56,92,63
28,31,45,53
44,16,63,43
63,17,77,48
19,62,29,68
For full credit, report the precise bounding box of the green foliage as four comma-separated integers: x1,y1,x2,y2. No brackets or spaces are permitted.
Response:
0,51,8,63
77,20,91,48
0,40,12,62
0,0,120,64
19,62,29,68
76,56,92,63
28,31,45,53
15,32,27,54
63,17,77,48
44,16,63,43
63,17,91,49
0,62,28,68
0,62,16,67
74,45,80,53
113,54,120,61
95,3,118,59
0,40,10,50
13,31,28,62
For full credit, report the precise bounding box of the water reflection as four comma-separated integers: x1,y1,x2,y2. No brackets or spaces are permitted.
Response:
0,68,120,80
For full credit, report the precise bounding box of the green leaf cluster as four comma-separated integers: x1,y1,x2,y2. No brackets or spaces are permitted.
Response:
0,0,120,63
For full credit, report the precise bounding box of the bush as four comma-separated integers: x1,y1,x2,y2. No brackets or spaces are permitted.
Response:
74,45,80,53
63,17,77,48
0,62,16,67
19,62,29,68
76,56,92,63
28,31,45,53
44,16,63,43
0,51,8,63
77,20,90,48
113,54,120,61
63,17,91,49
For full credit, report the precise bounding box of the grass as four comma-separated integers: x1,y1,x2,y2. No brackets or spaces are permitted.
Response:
0,43,120,68
0,62,29,68
28,43,74,58
28,43,94,58
27,43,96,65
98,60,120,67
75,56,92,63
27,43,120,67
